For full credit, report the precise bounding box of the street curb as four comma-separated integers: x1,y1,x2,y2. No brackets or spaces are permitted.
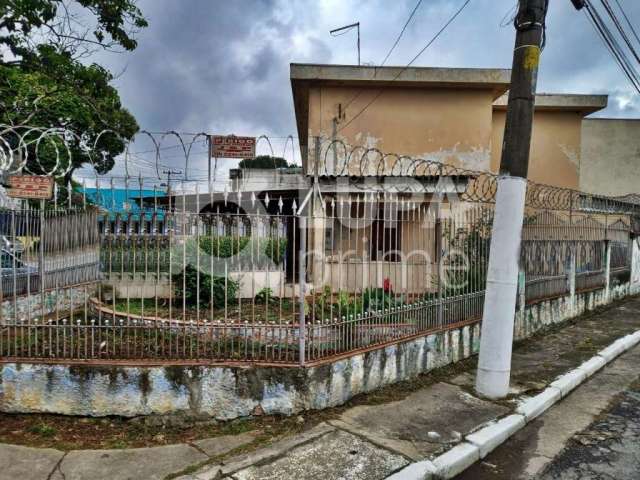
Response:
385,328,640,479
386,460,437,480
466,414,526,459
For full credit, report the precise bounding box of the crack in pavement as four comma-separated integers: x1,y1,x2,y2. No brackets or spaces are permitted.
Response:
46,451,67,480
187,442,211,458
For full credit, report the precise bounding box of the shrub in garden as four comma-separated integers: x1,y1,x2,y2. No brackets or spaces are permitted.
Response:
255,287,275,304
198,236,287,267
263,237,287,265
172,265,238,308
199,236,249,258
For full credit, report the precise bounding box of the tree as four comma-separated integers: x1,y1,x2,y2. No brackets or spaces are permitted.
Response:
0,0,147,62
0,1,147,184
238,155,295,169
1,47,138,179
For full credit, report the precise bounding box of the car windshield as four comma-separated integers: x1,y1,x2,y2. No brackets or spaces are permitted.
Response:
1,250,19,269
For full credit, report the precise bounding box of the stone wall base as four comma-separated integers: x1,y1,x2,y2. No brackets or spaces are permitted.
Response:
0,283,634,419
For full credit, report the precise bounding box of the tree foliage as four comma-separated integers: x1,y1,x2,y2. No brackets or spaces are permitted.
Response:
238,155,295,169
0,1,147,182
0,0,147,61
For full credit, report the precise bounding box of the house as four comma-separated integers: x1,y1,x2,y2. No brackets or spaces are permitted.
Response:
289,64,514,295
98,64,640,301
492,93,607,189
291,63,511,175
287,63,639,296
83,187,167,234
580,118,640,196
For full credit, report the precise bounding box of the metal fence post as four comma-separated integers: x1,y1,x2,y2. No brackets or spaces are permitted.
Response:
298,215,307,366
435,202,443,328
518,267,525,317
604,239,611,300
569,242,576,312
39,199,45,309
631,236,640,294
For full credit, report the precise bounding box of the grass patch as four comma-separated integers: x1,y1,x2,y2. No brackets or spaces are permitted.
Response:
26,423,57,438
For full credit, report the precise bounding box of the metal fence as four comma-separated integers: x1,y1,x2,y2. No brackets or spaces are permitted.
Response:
2,188,634,365
519,208,630,303
1,190,493,363
0,130,638,365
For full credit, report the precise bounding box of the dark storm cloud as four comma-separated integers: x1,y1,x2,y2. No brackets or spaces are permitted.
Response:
93,0,640,176
104,0,331,136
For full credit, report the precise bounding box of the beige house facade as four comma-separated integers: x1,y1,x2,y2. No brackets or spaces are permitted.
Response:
580,118,640,196
289,63,640,293
291,63,640,195
292,63,511,175
491,94,607,190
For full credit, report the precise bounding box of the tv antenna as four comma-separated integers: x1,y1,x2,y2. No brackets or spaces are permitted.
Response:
330,22,360,65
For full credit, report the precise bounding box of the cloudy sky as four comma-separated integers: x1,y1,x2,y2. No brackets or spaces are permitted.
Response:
91,0,640,180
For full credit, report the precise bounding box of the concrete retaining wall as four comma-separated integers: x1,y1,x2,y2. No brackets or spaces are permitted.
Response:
514,283,630,341
0,284,94,325
0,283,634,419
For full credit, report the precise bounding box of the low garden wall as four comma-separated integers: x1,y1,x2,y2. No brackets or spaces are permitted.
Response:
0,284,95,326
0,282,636,419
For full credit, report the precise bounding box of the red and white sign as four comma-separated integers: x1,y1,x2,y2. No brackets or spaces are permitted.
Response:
6,175,54,199
210,135,256,159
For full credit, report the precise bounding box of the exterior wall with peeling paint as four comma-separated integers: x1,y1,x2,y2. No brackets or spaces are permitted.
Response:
491,109,582,189
0,323,481,419
308,86,495,173
580,118,640,196
1,283,633,419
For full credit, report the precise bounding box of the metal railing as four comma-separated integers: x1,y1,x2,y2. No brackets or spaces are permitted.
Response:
1,193,494,363
0,130,637,365
1,192,635,364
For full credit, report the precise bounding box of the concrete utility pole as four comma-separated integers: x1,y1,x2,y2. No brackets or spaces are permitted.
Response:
475,0,549,399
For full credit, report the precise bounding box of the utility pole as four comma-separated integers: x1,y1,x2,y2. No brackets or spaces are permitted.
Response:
475,0,549,399
162,169,182,212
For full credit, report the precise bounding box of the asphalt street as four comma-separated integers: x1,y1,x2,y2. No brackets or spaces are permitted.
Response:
539,380,640,480
456,346,640,480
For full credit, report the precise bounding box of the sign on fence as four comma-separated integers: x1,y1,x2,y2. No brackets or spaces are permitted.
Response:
210,135,256,159
6,175,54,199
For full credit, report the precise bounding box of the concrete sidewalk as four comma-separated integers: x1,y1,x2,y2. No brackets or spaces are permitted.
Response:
3,295,640,480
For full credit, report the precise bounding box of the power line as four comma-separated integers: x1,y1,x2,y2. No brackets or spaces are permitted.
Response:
599,0,640,65
338,0,472,134
342,0,426,113
380,0,424,67
586,0,640,91
613,0,640,48
584,0,640,94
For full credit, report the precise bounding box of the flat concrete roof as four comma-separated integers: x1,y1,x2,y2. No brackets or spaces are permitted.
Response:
291,63,512,152
290,63,511,90
493,93,608,115
583,117,640,122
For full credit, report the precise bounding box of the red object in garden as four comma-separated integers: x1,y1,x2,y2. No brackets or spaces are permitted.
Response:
383,278,392,293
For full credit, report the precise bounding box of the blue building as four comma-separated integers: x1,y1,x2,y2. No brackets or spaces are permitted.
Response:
82,187,168,234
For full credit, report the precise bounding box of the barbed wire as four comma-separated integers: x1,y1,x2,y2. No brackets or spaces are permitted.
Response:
1,125,639,215
0,125,302,181
312,137,640,214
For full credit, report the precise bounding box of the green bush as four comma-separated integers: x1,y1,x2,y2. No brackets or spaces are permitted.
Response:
314,287,368,320
199,236,250,258
255,287,275,304
362,287,396,311
172,265,238,308
198,236,287,266
262,237,287,265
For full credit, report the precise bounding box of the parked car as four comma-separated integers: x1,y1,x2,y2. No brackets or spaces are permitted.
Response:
1,248,38,296
1,235,24,255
